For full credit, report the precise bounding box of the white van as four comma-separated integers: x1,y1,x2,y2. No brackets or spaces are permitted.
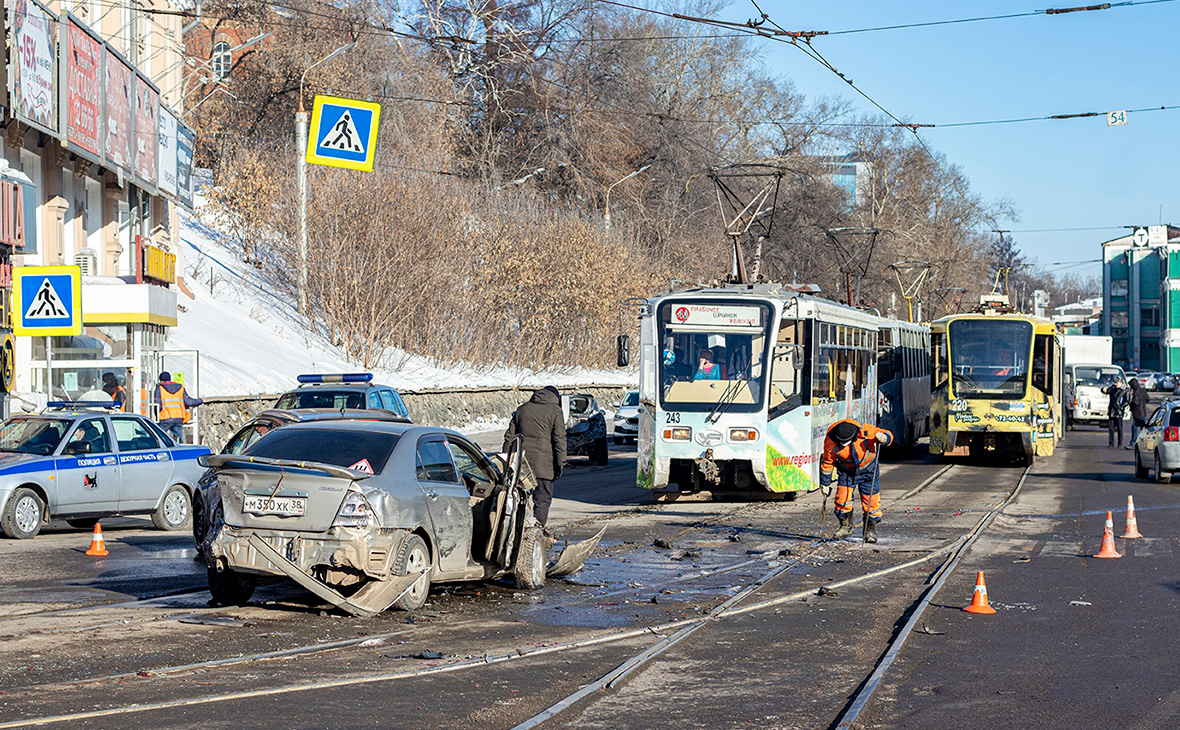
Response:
1066,363,1126,428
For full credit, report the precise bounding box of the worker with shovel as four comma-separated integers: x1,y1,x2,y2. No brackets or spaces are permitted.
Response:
819,419,893,543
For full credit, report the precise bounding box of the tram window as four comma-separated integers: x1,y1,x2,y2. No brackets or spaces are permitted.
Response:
1032,334,1054,393
770,321,806,417
813,346,831,402
877,329,895,383
932,333,948,389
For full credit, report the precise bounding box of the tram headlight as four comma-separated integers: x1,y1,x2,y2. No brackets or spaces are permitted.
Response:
729,428,759,442
663,427,692,441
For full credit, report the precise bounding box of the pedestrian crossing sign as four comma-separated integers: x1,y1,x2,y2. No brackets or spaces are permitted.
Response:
307,95,382,172
13,266,83,336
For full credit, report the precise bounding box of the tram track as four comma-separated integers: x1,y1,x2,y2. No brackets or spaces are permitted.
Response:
0,460,1023,730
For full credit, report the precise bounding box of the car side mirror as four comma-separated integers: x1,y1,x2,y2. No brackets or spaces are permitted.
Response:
65,441,92,455
616,335,630,368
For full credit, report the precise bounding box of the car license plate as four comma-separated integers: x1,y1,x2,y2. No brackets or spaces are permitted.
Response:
243,495,306,516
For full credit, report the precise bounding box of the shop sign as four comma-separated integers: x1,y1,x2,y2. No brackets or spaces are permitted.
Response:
176,122,195,210
157,106,179,199
62,16,102,161
136,236,175,285
0,181,28,250
102,45,134,174
132,73,159,189
11,0,57,134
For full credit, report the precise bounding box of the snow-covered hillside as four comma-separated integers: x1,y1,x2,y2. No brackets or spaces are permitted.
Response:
170,206,636,398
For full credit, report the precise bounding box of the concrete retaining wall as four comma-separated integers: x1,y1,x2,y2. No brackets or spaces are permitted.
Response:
196,384,634,449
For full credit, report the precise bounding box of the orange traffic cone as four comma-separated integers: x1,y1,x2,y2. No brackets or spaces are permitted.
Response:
963,571,997,614
84,523,108,556
1093,510,1121,558
1121,495,1144,539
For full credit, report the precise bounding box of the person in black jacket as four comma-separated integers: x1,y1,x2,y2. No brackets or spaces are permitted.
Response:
503,386,567,526
1102,377,1127,448
1127,378,1151,448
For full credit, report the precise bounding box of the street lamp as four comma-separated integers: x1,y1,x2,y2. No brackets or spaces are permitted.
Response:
603,164,650,232
296,42,355,316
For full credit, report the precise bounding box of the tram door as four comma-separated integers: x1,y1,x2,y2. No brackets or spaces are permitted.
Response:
155,350,202,444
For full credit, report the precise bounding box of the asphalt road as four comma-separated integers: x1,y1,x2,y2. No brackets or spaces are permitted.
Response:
1,429,1177,729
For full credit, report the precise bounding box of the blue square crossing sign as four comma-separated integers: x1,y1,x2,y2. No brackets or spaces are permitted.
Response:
307,95,382,172
14,266,82,336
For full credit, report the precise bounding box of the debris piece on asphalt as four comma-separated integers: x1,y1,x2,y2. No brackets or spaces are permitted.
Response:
359,638,385,647
650,596,659,604
728,533,742,542
1068,600,1092,606
779,548,793,557
917,624,946,635
680,549,701,559
136,670,153,677
1013,557,1031,563
175,614,249,627
653,538,673,549
817,586,839,598
416,650,445,660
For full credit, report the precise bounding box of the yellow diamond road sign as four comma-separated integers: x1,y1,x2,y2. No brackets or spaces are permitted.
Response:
307,95,382,172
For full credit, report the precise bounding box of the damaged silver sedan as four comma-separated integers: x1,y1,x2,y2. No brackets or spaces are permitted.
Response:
194,421,601,616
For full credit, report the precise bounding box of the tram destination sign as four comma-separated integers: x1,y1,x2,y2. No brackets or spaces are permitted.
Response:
670,304,762,328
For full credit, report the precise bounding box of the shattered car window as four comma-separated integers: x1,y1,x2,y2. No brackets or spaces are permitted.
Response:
247,429,399,473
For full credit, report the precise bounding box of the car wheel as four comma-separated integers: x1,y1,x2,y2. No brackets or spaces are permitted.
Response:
152,485,192,531
514,527,547,590
1,487,44,539
594,437,609,465
1135,449,1149,479
66,517,100,530
1155,451,1171,484
207,566,255,606
391,534,432,611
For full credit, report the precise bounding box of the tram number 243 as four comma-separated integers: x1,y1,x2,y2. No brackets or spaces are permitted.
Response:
665,412,681,424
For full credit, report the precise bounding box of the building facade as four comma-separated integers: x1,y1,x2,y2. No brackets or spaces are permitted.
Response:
3,0,195,414
1102,225,1180,371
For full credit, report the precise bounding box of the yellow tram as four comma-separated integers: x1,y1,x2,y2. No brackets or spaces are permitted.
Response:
929,298,1063,464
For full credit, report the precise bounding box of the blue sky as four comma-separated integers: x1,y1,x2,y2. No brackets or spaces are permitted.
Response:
740,0,1180,281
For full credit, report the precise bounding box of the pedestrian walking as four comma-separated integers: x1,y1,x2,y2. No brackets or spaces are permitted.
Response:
154,372,203,443
101,372,128,411
503,386,566,527
820,418,893,544
1128,377,1150,447
1102,376,1127,447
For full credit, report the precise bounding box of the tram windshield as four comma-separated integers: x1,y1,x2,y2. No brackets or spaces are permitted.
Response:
656,300,772,413
948,319,1033,398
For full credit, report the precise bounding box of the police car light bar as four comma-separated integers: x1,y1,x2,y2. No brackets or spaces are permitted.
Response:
47,400,121,410
296,373,374,384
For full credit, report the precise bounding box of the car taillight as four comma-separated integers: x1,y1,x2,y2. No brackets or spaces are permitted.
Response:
333,491,373,527
1165,427,1179,442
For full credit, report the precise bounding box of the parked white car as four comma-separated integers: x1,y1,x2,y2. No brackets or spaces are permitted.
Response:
613,390,640,444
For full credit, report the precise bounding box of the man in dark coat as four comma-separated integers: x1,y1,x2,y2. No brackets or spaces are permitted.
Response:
503,386,567,526
1128,377,1151,448
1103,376,1127,448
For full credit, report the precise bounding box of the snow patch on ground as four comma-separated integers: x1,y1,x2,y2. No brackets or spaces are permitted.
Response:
170,203,636,399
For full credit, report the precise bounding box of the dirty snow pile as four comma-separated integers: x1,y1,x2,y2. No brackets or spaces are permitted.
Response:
168,200,636,400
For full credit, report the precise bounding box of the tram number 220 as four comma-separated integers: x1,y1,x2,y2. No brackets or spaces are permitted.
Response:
665,412,681,424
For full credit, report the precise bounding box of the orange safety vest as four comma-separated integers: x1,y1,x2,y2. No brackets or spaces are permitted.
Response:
820,419,893,476
158,385,190,423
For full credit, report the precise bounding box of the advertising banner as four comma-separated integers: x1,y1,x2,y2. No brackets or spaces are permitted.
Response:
11,0,57,134
102,45,134,174
176,122,194,210
62,16,102,161
157,106,178,199
132,73,159,189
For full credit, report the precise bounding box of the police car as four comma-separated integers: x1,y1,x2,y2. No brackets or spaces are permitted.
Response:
273,374,411,420
0,402,212,539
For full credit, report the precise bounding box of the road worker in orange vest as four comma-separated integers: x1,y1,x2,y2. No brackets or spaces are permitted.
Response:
154,372,203,443
819,418,893,543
